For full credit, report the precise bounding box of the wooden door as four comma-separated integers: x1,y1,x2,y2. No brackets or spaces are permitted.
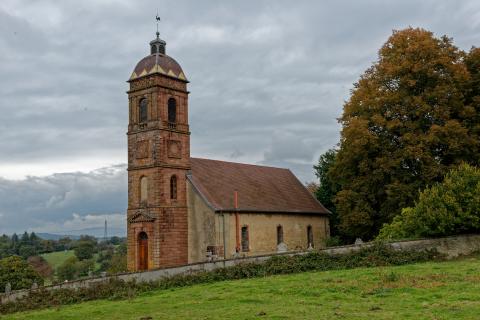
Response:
138,232,148,270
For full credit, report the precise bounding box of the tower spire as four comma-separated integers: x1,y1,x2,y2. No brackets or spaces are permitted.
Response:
150,13,166,55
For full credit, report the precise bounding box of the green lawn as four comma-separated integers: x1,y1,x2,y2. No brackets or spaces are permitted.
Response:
4,257,480,320
40,250,75,270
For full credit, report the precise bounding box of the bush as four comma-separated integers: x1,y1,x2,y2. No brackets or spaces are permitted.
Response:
0,243,442,314
0,256,44,291
107,254,127,274
27,256,53,279
325,236,343,247
57,257,94,281
378,164,480,240
74,240,96,261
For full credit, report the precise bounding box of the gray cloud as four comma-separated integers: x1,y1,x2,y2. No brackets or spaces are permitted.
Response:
0,0,479,232
0,165,127,234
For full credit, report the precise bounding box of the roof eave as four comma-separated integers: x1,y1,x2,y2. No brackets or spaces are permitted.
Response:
214,209,330,216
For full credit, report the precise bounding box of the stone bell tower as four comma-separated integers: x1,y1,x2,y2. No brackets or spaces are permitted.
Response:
126,30,190,271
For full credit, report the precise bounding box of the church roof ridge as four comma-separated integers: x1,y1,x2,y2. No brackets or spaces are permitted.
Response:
190,157,291,172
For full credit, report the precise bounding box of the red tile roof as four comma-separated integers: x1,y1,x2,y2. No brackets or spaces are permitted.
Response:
188,158,329,215
130,54,187,81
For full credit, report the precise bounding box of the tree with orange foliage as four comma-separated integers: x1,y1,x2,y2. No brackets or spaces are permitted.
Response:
331,28,480,240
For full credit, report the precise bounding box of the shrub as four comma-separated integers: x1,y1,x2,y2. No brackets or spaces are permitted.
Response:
107,254,127,274
325,236,343,247
74,240,96,261
57,257,94,281
27,256,53,279
0,256,44,291
0,244,442,314
378,164,480,240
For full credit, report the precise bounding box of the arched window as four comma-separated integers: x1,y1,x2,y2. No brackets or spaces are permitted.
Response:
139,98,148,123
168,98,176,123
277,225,284,245
170,175,177,200
307,225,313,248
140,176,148,204
241,226,249,252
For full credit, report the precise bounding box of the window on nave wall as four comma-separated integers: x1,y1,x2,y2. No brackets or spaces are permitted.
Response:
139,98,148,123
241,226,249,252
307,225,313,248
277,225,284,245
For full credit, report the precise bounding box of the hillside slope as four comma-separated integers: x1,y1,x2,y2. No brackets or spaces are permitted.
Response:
5,257,480,320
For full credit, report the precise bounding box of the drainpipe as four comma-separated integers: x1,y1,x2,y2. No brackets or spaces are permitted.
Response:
222,213,227,260
234,191,240,253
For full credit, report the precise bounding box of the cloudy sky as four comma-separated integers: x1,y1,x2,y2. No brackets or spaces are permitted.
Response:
0,0,479,235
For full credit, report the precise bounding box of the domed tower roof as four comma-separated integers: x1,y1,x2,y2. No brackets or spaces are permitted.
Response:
129,32,187,82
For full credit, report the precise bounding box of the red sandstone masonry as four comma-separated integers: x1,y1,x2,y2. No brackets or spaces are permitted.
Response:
127,69,190,271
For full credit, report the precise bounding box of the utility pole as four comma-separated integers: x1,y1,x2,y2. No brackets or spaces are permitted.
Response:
103,218,108,242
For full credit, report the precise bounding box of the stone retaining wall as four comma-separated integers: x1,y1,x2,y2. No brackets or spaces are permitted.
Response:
2,234,479,304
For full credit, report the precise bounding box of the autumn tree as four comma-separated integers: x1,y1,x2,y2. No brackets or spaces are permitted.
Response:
27,256,53,279
0,256,43,290
331,28,479,240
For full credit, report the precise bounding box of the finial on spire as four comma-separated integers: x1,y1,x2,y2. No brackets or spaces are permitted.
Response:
150,13,166,55
156,12,161,38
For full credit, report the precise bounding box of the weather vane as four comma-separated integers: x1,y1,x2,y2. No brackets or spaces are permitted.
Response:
156,12,161,37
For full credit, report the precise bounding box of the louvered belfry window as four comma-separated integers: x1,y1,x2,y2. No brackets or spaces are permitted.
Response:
168,98,176,123
139,98,148,123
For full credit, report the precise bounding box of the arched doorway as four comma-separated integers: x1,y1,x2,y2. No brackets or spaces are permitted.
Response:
138,232,149,270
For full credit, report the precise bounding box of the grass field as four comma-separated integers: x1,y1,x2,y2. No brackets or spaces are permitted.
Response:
40,250,75,270
41,250,102,272
4,256,480,320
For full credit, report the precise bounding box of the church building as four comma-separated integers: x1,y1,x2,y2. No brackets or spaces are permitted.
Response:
126,30,330,271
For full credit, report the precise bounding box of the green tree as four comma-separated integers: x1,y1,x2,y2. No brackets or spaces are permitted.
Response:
0,256,44,290
73,237,97,261
313,149,341,238
57,237,73,251
378,164,480,240
57,256,78,281
331,27,479,240
57,256,95,281
10,233,19,254
18,245,36,259
20,232,30,245
108,236,121,245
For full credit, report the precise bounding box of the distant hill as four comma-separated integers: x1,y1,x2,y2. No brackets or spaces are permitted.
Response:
37,227,125,240
37,233,81,240
62,227,126,238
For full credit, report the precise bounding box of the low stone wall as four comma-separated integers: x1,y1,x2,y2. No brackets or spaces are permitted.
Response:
322,234,480,258
2,234,479,304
